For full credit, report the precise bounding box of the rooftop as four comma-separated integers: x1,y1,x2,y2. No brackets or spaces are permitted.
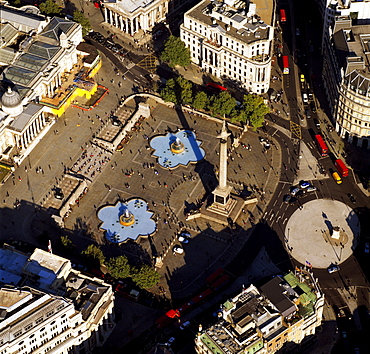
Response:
185,0,273,45
104,0,155,15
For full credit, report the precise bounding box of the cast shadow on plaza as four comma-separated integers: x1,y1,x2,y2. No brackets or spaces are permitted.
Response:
173,106,218,194
164,219,293,306
0,200,154,272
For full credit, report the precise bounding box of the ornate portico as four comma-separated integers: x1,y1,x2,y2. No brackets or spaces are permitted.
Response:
103,0,169,36
102,0,194,39
0,87,47,164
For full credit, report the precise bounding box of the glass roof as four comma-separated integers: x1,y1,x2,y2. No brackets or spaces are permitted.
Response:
5,66,38,86
28,41,60,60
15,53,48,71
40,17,74,41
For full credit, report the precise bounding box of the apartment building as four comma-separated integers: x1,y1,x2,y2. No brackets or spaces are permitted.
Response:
180,0,275,94
0,245,115,354
320,0,370,148
195,271,324,354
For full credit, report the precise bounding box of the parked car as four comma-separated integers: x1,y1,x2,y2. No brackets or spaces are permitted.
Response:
313,118,320,128
283,194,292,204
305,109,311,118
167,337,175,345
173,246,184,255
180,231,191,238
290,187,300,196
178,235,189,243
299,181,311,189
180,321,191,330
327,264,340,273
295,190,306,198
332,172,342,184
302,93,308,103
306,186,317,192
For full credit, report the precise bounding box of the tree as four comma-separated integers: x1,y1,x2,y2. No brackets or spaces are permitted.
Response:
73,10,92,37
209,91,236,117
231,94,270,130
161,35,191,68
160,77,193,104
39,0,62,16
131,265,160,289
82,244,105,266
160,78,177,103
175,76,193,105
192,91,209,111
106,256,131,279
61,235,73,248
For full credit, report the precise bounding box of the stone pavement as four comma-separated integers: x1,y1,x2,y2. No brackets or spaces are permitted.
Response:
286,199,360,269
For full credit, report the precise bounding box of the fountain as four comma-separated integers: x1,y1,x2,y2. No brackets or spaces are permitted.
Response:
98,198,156,243
150,130,205,169
170,137,185,154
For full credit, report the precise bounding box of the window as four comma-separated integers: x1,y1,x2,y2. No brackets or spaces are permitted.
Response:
24,323,33,331
14,330,22,338
35,317,43,324
46,310,54,318
56,304,64,311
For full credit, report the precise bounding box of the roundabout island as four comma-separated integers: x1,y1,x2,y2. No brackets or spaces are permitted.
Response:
286,199,360,269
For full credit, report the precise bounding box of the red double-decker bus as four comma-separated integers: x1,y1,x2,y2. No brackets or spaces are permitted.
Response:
315,134,329,156
280,9,286,23
282,56,289,74
334,159,349,177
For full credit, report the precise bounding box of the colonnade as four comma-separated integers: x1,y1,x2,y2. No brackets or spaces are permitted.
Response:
15,112,46,150
103,2,168,35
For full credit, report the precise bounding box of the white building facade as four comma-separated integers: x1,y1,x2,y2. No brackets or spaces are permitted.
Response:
0,4,84,164
0,246,115,354
180,0,275,94
102,0,193,37
320,0,370,148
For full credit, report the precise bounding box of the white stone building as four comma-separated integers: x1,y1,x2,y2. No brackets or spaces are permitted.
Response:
180,0,275,94
0,246,115,354
0,4,84,164
320,0,370,148
102,0,193,37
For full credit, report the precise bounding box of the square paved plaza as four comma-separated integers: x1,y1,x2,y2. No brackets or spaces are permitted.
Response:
60,98,280,296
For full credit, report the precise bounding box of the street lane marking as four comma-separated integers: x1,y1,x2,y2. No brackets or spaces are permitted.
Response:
283,217,287,224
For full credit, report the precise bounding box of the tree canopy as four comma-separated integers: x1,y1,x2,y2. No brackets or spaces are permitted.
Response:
192,91,208,111
160,76,193,105
209,91,236,117
106,256,132,279
231,94,269,130
39,0,62,16
82,244,105,266
131,265,160,289
161,36,191,68
160,78,177,103
73,10,92,37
